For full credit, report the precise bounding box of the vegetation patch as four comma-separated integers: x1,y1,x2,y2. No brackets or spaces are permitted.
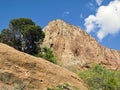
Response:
47,83,79,90
78,64,120,90
0,72,16,84
35,47,57,64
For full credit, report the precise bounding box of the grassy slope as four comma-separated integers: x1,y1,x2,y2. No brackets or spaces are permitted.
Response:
0,43,87,90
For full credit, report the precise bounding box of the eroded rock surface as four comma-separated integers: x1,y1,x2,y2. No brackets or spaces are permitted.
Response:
43,19,120,70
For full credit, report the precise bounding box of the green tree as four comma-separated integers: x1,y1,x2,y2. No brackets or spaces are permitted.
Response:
0,29,13,46
9,18,35,49
0,18,45,55
23,25,45,54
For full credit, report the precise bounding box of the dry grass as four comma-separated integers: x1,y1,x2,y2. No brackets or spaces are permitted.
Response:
0,43,87,90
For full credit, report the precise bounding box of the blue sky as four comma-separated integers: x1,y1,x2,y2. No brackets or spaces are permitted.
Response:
0,0,120,50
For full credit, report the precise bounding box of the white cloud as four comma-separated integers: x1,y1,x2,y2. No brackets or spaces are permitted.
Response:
84,0,120,40
89,2,94,7
96,0,104,6
80,13,84,19
84,15,96,33
88,2,96,11
62,11,70,17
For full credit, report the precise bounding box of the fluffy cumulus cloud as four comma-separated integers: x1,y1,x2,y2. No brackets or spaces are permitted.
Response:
96,0,104,6
84,0,120,40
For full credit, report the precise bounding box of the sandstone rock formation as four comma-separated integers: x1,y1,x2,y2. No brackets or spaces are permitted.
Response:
0,43,87,90
42,19,120,70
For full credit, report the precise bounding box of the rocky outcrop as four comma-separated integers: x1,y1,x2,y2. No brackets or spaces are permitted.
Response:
42,19,120,70
0,43,87,90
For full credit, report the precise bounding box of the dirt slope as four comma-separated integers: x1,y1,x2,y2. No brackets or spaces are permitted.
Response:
42,19,120,70
0,43,87,90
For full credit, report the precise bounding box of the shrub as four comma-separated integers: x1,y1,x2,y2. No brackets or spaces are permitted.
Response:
35,47,57,64
0,73,11,83
78,64,120,90
47,83,79,90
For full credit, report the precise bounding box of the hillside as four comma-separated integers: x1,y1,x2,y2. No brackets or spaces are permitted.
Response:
42,19,120,71
0,43,87,90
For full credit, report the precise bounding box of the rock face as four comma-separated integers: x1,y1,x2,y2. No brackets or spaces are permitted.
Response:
42,19,120,70
0,43,87,90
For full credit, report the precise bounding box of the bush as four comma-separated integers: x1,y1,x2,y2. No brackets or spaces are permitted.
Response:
35,47,57,64
0,73,11,83
47,83,79,90
78,64,120,90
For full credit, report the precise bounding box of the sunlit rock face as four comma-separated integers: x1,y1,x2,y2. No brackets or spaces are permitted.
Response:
43,19,120,70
